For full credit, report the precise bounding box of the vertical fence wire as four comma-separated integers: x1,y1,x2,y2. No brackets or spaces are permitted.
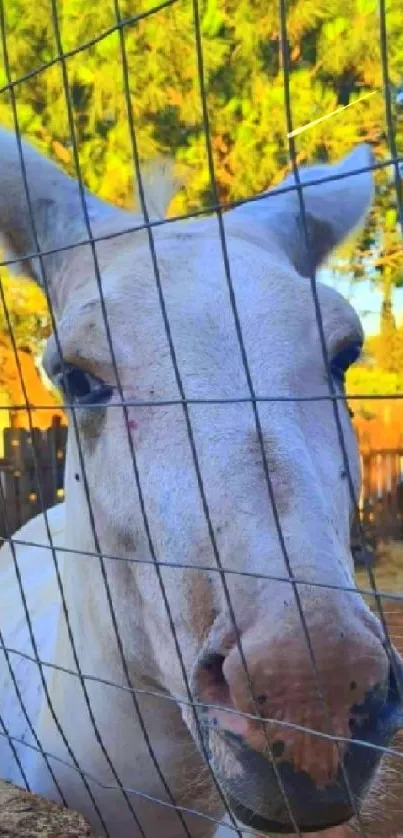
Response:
276,2,378,833
192,0,375,832
284,0,403,698
0,478,67,804
378,0,403,232
0,3,154,832
0,2,191,833
0,699,30,791
0,264,111,824
0,85,111,832
45,0,231,831
106,1,245,832
0,9,140,834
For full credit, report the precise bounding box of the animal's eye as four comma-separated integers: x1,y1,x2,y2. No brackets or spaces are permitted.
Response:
330,341,362,387
54,364,113,406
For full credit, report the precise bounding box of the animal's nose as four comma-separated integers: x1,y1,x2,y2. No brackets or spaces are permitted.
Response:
195,618,403,833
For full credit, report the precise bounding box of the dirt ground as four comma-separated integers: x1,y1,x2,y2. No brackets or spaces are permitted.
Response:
0,779,96,836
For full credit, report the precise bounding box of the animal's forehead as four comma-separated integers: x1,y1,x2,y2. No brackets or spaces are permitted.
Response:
85,231,360,328
58,232,362,364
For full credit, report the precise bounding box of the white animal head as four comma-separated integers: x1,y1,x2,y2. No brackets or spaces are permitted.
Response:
0,129,401,833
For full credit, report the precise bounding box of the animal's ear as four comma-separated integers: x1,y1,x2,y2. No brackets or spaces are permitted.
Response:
229,145,375,277
0,128,124,287
134,157,182,220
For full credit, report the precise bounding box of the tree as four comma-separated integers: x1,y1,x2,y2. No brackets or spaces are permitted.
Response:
0,274,50,356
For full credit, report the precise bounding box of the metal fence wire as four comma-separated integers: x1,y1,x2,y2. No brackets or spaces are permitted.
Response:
0,0,402,837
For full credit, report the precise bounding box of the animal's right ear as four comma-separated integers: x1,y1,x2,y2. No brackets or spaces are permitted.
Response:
228,145,375,277
0,129,125,298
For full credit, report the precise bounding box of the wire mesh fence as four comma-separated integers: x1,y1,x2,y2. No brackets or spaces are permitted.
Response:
0,0,402,837
3,430,403,554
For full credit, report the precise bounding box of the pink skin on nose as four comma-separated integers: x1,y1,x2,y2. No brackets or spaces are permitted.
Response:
199,621,388,786
128,419,139,431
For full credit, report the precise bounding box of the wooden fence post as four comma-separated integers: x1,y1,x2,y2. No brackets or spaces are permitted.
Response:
0,423,67,540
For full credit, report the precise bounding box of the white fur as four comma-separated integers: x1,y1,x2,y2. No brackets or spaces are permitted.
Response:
0,132,394,837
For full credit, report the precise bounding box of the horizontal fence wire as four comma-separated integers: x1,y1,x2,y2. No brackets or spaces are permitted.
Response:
1,681,403,763
1,638,403,761
0,0,401,833
2,393,403,414
0,156,400,273
2,530,403,599
4,392,403,409
0,0,181,96
0,726,274,838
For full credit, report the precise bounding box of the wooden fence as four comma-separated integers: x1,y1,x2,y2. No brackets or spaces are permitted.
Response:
359,449,403,543
0,419,67,539
0,426,403,556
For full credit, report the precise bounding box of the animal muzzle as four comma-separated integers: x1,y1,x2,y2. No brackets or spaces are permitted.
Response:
193,613,403,834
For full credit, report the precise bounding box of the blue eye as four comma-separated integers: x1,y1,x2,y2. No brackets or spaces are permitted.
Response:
330,342,362,386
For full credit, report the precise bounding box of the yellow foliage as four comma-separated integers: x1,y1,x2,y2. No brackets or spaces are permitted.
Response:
0,273,50,354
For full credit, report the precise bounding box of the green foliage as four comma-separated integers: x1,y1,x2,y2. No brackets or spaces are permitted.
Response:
347,327,403,396
347,365,403,395
0,275,50,355
1,0,402,208
0,0,402,359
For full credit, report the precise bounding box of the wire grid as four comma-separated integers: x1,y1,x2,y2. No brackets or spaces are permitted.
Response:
0,0,401,835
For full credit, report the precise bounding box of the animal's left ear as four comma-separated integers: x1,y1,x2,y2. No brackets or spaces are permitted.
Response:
229,145,375,277
0,128,125,292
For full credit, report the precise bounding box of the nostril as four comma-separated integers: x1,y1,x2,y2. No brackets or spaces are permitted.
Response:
203,653,225,677
195,652,256,741
193,643,403,835
196,652,231,706
349,662,402,742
